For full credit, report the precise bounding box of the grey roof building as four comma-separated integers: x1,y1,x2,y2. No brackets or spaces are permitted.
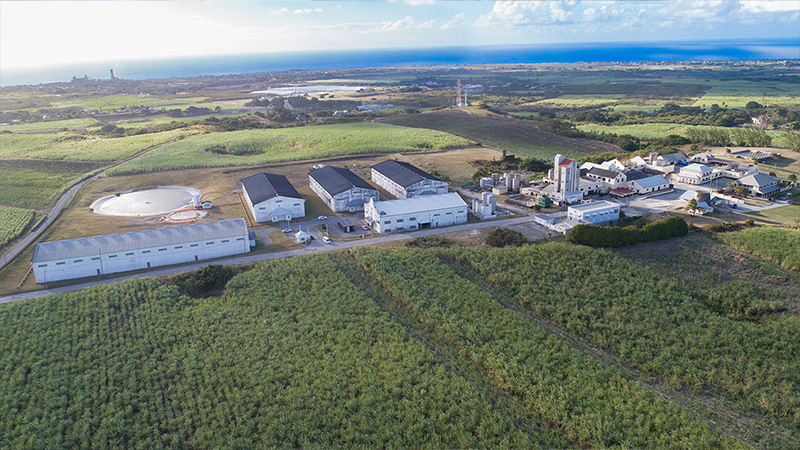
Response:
371,160,449,199
309,166,379,212
241,173,305,222
32,219,250,283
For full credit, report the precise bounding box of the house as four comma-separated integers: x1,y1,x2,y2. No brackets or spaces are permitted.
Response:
364,192,467,234
294,230,309,243
241,173,305,223
31,219,250,284
650,152,688,173
371,160,449,198
309,166,379,213
630,175,670,194
676,164,718,185
738,173,780,197
586,167,627,185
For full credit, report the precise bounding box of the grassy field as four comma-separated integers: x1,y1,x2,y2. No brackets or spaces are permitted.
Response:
0,206,34,246
0,159,105,210
380,109,618,160
0,118,101,132
0,128,201,161
718,227,800,270
49,94,212,110
107,122,472,175
532,94,625,106
577,123,791,147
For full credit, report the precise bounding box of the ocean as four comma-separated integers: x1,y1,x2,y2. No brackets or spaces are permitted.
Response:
1,38,798,87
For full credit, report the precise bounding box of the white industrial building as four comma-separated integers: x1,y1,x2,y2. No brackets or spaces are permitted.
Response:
31,219,250,284
371,160,449,198
242,172,305,222
309,166,379,212
365,192,467,234
567,201,621,225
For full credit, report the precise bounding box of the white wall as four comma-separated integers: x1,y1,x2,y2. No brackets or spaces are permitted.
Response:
245,190,305,222
33,235,250,283
365,203,467,234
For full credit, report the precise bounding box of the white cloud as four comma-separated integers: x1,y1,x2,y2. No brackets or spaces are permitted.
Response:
293,8,324,15
441,12,468,30
740,0,800,12
405,0,436,5
476,1,578,27
271,7,289,15
380,15,434,31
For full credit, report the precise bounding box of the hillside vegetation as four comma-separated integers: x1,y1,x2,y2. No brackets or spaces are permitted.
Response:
0,206,33,246
107,122,472,175
379,109,617,160
3,239,799,448
718,227,800,271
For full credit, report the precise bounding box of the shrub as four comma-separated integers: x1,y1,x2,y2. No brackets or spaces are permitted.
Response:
485,227,527,247
171,264,235,297
567,216,688,247
405,236,455,248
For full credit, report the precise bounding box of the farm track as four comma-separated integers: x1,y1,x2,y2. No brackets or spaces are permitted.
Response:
329,251,577,449
438,253,797,450
0,134,192,272
379,109,619,159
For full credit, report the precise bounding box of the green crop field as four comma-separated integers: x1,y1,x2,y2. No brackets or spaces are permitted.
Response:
107,122,472,175
380,109,617,160
0,160,105,210
0,118,101,132
0,128,200,161
2,235,798,448
577,122,791,147
49,94,212,110
0,206,33,246
533,94,625,106
718,227,800,270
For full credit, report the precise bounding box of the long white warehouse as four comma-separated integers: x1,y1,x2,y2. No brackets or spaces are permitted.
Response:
31,219,250,284
365,192,468,234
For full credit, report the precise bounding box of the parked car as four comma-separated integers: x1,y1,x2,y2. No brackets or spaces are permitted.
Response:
318,216,327,220
282,228,292,233
322,236,332,244
362,224,370,230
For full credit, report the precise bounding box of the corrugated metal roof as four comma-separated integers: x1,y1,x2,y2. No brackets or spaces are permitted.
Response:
309,166,375,196
633,175,669,188
372,160,442,188
659,153,687,163
740,173,778,188
587,167,621,179
32,219,248,263
242,173,302,204
370,192,466,216
569,201,620,212
625,170,649,181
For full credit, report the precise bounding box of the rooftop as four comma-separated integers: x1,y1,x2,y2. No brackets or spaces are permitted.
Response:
569,200,621,212
370,192,466,216
372,160,442,188
558,158,576,167
587,167,622,179
740,173,778,188
310,166,374,196
682,163,711,173
32,219,248,263
242,173,302,204
633,175,669,188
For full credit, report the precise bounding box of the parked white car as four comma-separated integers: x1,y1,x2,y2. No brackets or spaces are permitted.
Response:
322,236,332,244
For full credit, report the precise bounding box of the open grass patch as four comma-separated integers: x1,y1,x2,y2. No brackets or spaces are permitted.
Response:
0,159,104,210
107,122,471,175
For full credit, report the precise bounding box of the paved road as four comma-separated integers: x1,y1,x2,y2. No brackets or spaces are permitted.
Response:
0,215,539,305
0,173,101,272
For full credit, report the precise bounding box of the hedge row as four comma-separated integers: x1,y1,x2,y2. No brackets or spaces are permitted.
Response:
567,216,688,247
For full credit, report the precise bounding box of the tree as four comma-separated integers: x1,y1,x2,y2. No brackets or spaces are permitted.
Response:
745,101,763,110
485,228,527,247
685,198,700,215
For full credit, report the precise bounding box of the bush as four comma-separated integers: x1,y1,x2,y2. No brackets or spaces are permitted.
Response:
567,216,688,247
485,227,527,247
405,236,455,248
171,264,235,297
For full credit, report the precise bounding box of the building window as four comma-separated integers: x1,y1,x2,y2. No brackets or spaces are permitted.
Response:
221,240,230,243
294,203,300,206
92,256,101,260
259,207,265,210
38,264,47,268
74,259,83,263
446,212,452,215
206,242,214,245
384,220,391,224
56,262,66,265
158,248,167,252
190,244,199,247
125,252,134,256
174,246,182,250
236,237,244,241
397,219,404,223
410,217,416,221
108,255,117,259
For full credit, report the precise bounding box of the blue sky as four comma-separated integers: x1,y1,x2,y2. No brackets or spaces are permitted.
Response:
1,1,799,70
